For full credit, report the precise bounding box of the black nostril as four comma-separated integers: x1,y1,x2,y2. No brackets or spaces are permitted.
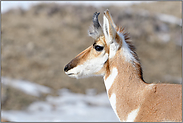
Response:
64,65,69,72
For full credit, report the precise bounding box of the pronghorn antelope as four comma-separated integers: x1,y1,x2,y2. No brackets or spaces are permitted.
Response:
64,10,182,122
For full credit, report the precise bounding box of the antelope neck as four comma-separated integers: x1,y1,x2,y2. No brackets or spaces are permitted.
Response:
103,49,148,121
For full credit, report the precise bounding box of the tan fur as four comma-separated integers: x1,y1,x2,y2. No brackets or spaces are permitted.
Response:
66,46,92,69
1,119,10,122
69,36,107,68
106,51,182,122
136,84,182,122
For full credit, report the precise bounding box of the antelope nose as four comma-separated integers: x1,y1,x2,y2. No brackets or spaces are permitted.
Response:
64,64,69,72
64,60,76,72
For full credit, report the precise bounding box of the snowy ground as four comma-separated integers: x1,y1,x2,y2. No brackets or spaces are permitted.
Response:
1,77,119,122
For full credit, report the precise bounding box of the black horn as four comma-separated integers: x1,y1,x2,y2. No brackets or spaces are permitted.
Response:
88,12,103,39
93,12,101,29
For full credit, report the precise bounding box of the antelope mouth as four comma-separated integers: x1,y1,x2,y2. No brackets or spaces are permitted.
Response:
67,73,74,75
65,71,80,78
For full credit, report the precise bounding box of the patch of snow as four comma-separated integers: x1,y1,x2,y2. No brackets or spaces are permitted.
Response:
1,77,52,97
157,33,170,43
27,101,53,112
1,87,119,122
2,107,118,122
124,8,181,27
156,14,182,26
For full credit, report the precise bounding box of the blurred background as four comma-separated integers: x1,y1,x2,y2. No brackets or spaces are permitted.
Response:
1,1,182,122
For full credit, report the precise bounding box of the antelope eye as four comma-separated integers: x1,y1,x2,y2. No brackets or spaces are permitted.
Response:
94,45,104,51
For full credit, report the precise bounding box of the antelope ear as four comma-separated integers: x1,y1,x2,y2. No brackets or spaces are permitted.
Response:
103,9,117,44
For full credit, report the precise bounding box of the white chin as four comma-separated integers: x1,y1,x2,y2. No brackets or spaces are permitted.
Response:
65,72,96,79
65,72,79,79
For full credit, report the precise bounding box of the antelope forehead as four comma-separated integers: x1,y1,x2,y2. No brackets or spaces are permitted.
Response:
95,35,106,45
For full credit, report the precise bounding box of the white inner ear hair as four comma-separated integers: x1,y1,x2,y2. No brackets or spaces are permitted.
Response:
103,15,112,44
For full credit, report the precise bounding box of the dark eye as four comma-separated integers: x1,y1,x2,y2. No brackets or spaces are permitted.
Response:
94,45,104,51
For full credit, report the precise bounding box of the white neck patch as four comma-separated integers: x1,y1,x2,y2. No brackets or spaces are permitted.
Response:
109,93,120,121
104,67,118,91
123,107,140,122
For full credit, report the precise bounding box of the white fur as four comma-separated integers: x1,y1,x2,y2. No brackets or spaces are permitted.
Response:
109,41,119,59
104,67,118,91
123,107,140,122
119,33,136,63
103,14,112,44
65,53,108,79
103,13,119,59
148,83,155,89
109,93,120,121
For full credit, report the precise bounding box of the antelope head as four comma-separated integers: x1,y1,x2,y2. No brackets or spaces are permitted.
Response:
64,10,123,79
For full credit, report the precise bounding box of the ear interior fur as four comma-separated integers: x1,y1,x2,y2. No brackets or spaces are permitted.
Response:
103,10,117,44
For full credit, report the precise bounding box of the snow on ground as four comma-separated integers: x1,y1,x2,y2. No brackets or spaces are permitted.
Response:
1,77,119,122
124,8,182,27
156,13,182,26
1,77,52,97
